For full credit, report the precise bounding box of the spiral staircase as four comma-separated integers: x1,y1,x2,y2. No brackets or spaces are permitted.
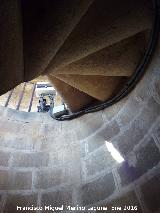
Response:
0,0,152,112
0,1,160,213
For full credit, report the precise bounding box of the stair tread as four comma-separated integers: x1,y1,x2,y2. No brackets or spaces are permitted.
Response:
23,0,94,81
48,75,96,112
54,74,128,101
52,32,147,76
45,0,151,74
0,0,23,95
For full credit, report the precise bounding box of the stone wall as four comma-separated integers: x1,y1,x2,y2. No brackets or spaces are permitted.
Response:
0,39,160,213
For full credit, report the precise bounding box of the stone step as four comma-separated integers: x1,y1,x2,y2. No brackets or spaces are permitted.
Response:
45,0,151,74
52,31,147,76
54,74,128,101
48,75,95,112
22,0,94,81
0,0,23,95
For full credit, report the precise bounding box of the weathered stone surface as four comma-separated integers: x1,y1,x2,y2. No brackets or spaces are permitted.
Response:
0,150,10,166
0,120,20,134
35,168,62,189
4,194,37,213
39,123,62,136
134,137,160,172
115,98,160,155
0,170,32,190
115,124,143,156
0,119,39,138
103,190,142,212
86,135,105,154
48,143,80,167
40,136,58,152
80,143,86,157
35,164,79,189
102,97,127,121
118,98,141,126
41,130,78,152
118,137,160,186
76,112,103,140
0,194,2,203
84,148,116,177
12,151,49,168
0,134,37,151
41,188,73,208
153,121,160,143
2,107,43,123
140,173,160,212
147,96,160,110
155,80,160,98
97,121,120,141
80,172,115,205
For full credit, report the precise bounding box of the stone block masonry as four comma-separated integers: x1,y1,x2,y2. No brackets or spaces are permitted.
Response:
1,36,160,213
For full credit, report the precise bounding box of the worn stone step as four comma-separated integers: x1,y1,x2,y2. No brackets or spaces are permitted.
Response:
23,0,94,81
45,0,151,74
48,75,95,112
52,32,147,76
54,74,128,101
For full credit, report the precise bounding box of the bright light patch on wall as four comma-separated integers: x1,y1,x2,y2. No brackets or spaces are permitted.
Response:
105,141,124,163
